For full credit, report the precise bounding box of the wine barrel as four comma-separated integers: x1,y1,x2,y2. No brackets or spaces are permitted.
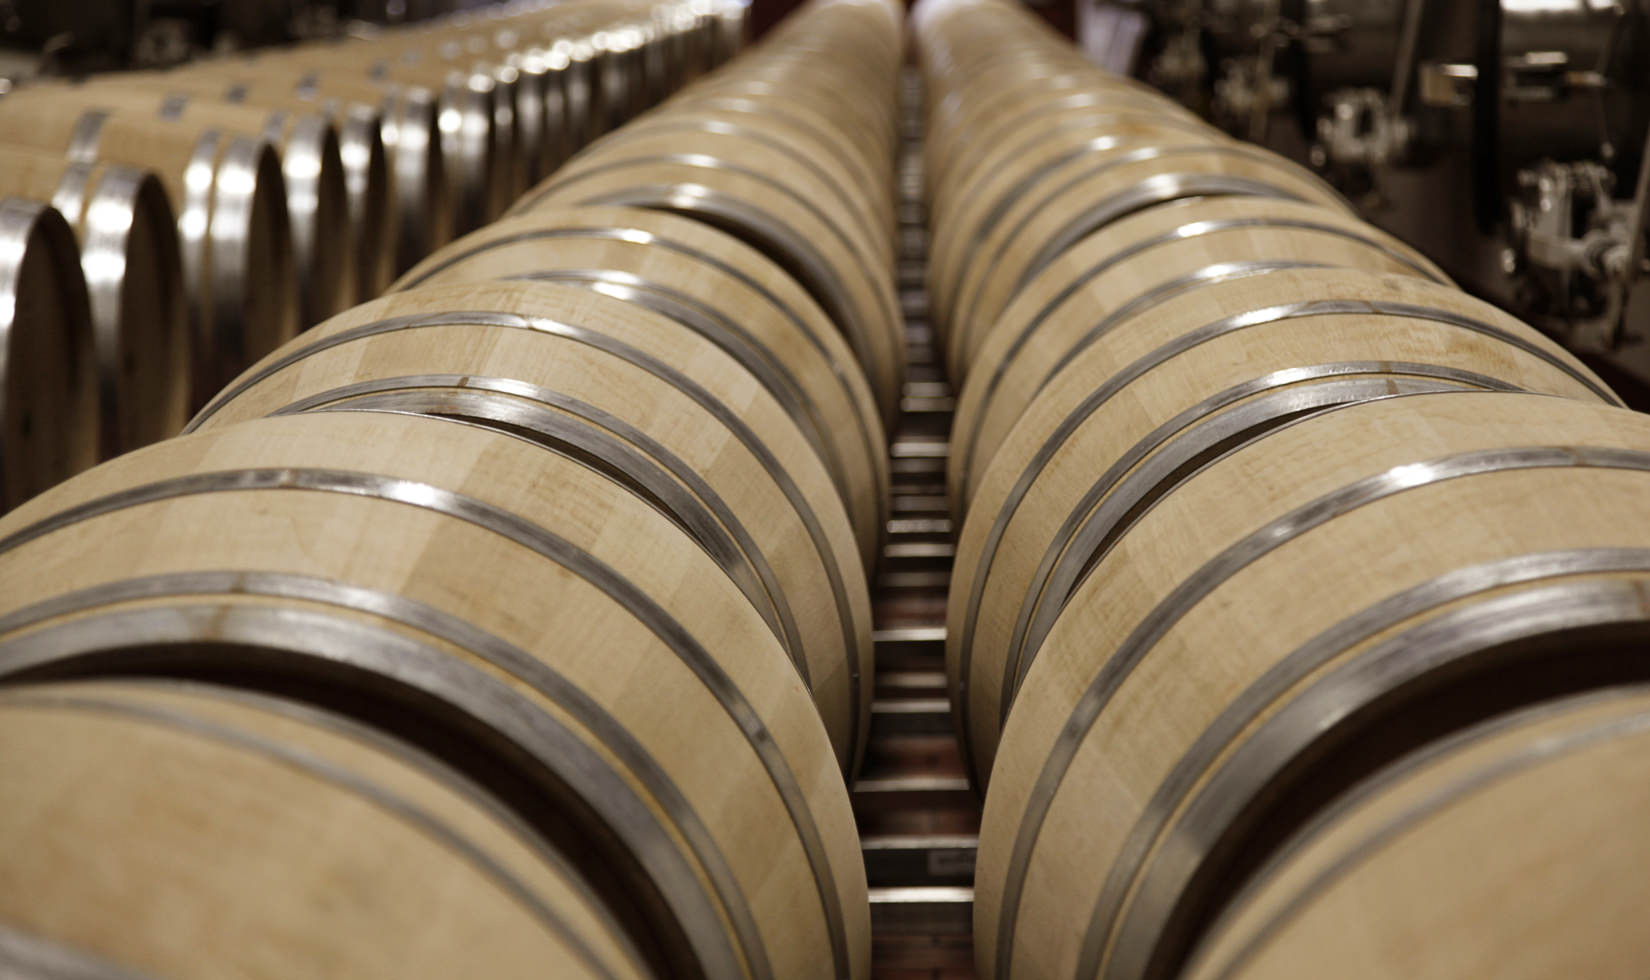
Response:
164,62,449,272
946,266,1620,785
391,207,890,565
0,678,644,979
254,46,505,234
659,92,894,220
136,66,397,300
0,408,870,980
931,135,1353,352
0,101,298,406
5,83,352,325
185,280,874,772
925,121,1227,337
578,114,894,253
925,83,1197,197
0,198,97,511
948,148,1371,359
949,199,1452,504
1183,686,1650,980
975,392,1650,980
0,148,186,455
514,161,905,427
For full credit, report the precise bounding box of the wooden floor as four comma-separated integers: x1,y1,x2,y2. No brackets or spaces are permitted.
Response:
856,71,982,980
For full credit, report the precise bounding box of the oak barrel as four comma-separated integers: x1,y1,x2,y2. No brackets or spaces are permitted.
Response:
0,198,97,510
0,408,870,979
975,393,1650,979
186,280,875,772
0,148,186,455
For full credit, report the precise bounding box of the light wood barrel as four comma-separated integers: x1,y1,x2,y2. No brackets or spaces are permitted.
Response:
0,101,298,407
946,149,1358,367
255,46,506,233
925,82,1198,198
392,207,890,566
946,266,1620,785
9,83,352,325
925,122,1227,337
578,115,894,256
514,162,905,428
0,198,97,511
928,102,1217,240
658,91,894,219
932,135,1354,353
164,62,450,271
949,199,1454,506
185,280,874,773
0,409,869,980
0,148,186,455
0,678,644,979
975,392,1650,980
1184,686,1650,980
138,65,398,300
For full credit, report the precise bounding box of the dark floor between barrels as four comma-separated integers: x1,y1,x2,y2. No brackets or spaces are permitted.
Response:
853,69,981,980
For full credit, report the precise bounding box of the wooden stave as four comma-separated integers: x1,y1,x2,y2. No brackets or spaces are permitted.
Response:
551,127,894,271
654,93,894,216
926,102,1221,247
931,136,1357,356
183,280,875,772
513,161,905,428
680,68,898,171
0,408,871,980
923,83,1200,198
1182,685,1650,980
946,195,1451,504
973,392,1650,979
945,304,1620,790
0,102,299,409
573,114,895,253
945,152,1360,374
0,677,645,980
955,267,1608,514
0,198,98,512
926,126,1231,337
0,148,188,456
951,227,1454,509
391,207,890,566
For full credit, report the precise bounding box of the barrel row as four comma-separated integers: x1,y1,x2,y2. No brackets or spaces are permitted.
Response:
0,1,902,976
914,1,1650,978
0,0,737,510
513,0,908,428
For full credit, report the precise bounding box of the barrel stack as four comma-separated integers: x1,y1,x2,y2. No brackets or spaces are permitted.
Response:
0,0,899,977
915,0,1650,977
0,0,741,501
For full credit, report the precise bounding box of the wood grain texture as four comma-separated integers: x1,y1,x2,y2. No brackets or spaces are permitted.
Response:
1184,687,1650,980
0,408,870,980
392,206,890,565
514,160,905,422
956,266,1610,511
0,679,645,980
946,306,1620,787
976,393,1650,978
927,128,1226,335
190,280,874,771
